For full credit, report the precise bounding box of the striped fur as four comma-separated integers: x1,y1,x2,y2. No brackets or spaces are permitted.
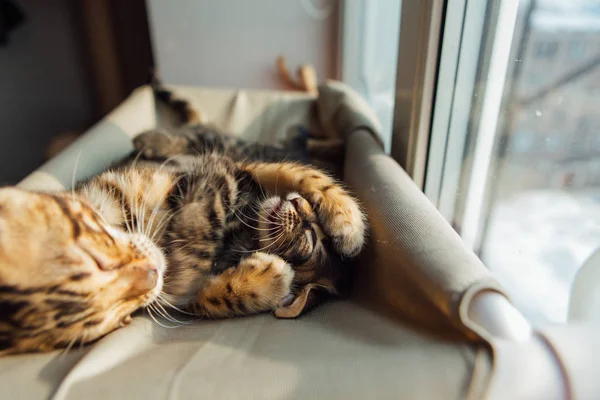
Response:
0,188,165,354
80,137,366,319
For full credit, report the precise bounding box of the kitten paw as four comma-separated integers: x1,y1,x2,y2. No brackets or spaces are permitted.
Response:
195,252,294,317
241,252,295,309
133,130,189,159
313,187,366,258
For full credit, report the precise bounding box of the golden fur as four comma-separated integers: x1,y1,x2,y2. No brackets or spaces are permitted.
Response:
0,188,165,354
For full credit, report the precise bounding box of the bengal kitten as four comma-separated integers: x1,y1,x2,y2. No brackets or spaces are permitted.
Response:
0,188,166,354
126,125,365,317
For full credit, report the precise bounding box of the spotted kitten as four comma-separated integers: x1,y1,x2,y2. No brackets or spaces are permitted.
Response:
93,130,366,319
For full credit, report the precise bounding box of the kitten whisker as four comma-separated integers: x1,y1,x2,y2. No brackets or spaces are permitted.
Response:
146,305,180,329
142,158,184,238
128,148,150,235
127,180,139,235
258,227,284,240
77,332,88,351
145,175,184,239
244,202,282,225
119,181,133,235
235,209,273,226
151,302,183,325
154,301,194,326
59,333,79,359
157,293,197,316
231,208,275,232
233,229,285,253
70,147,84,203
150,208,180,243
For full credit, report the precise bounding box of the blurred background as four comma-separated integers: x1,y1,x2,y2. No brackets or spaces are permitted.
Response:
0,0,382,185
0,0,153,184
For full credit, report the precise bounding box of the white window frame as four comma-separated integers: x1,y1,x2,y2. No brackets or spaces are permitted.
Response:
340,0,444,188
459,0,521,250
341,0,528,253
425,0,525,251
425,0,487,218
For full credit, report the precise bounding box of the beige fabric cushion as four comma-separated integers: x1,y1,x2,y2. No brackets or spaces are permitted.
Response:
316,80,383,146
157,85,318,145
345,130,505,340
0,348,88,399
4,82,498,399
34,302,488,400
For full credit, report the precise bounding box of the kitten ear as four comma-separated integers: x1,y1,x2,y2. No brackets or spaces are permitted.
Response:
274,283,334,319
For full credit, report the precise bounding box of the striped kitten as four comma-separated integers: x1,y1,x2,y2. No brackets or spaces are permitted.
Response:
0,188,166,354
125,126,365,319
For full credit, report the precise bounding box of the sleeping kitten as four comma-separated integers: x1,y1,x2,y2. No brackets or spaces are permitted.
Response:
99,128,365,317
0,188,166,354
131,84,361,318
125,126,365,318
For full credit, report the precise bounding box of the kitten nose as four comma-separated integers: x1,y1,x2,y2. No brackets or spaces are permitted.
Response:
125,265,158,297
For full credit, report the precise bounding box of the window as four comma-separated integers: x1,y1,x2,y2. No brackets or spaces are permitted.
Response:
426,0,600,325
569,42,587,59
527,72,545,87
340,0,402,153
534,41,558,59
543,132,562,153
511,131,537,153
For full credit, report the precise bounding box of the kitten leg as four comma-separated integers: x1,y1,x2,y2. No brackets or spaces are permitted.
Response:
133,128,239,159
195,252,294,318
242,162,366,257
133,130,192,159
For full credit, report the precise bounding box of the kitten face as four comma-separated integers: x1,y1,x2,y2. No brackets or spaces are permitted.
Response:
257,192,332,286
0,188,165,354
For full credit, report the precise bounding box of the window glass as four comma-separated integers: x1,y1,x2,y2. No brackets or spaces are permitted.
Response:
437,0,600,324
340,0,401,152
569,41,587,59
534,40,558,59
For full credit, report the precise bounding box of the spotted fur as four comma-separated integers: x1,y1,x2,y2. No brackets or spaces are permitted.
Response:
84,133,366,319
0,189,165,355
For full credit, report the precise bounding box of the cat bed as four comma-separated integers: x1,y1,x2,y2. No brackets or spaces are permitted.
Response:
5,82,599,399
